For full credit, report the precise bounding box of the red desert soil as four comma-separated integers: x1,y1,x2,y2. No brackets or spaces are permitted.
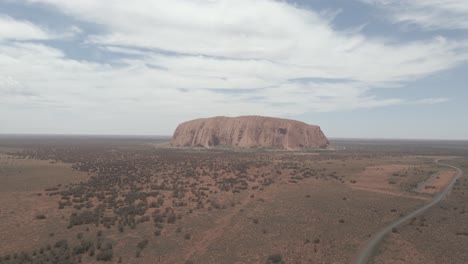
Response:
420,170,457,194
349,165,434,200
185,176,426,264
351,166,405,189
171,115,329,150
0,156,90,253
373,233,436,264
184,193,252,262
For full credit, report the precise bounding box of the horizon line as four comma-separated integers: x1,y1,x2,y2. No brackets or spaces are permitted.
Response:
0,133,467,141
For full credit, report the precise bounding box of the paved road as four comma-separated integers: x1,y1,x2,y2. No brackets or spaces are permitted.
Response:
354,160,463,264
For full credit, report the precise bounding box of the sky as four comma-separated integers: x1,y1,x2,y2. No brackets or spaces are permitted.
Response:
0,0,467,139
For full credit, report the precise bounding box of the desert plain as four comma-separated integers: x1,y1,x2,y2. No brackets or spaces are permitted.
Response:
0,135,466,264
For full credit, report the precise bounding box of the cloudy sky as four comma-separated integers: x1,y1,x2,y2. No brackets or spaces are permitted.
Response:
1,0,467,139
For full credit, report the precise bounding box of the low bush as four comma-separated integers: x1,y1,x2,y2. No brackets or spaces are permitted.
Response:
267,254,283,263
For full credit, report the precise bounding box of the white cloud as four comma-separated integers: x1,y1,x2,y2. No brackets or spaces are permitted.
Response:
0,15,83,41
0,0,466,134
0,15,52,40
360,0,468,30
411,98,450,105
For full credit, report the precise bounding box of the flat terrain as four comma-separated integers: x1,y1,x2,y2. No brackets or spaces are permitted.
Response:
370,158,468,264
0,155,90,255
0,136,466,264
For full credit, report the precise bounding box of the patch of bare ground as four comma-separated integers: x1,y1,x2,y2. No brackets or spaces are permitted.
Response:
351,165,416,191
350,186,430,201
419,170,457,194
183,192,252,261
0,155,89,192
0,156,90,254
347,163,443,200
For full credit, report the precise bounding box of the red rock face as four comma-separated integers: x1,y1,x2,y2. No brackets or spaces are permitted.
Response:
171,116,329,150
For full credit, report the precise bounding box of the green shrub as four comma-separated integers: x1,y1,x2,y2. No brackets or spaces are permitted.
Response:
96,250,113,261
137,239,148,250
35,214,46,220
267,254,283,263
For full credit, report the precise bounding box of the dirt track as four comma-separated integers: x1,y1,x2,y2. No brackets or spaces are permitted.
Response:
353,160,463,264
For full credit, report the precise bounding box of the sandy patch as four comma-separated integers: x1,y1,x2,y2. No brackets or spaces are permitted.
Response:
350,165,412,191
420,170,457,194
0,155,89,192
351,186,429,201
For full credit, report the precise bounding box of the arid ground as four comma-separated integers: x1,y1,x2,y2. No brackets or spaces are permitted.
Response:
0,136,466,264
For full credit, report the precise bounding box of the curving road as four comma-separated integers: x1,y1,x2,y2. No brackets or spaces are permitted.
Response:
354,160,463,264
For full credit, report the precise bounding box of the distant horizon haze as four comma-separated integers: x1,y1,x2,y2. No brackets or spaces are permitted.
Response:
0,133,467,141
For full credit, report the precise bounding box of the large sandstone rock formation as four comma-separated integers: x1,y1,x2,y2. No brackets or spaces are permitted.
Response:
171,116,329,150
